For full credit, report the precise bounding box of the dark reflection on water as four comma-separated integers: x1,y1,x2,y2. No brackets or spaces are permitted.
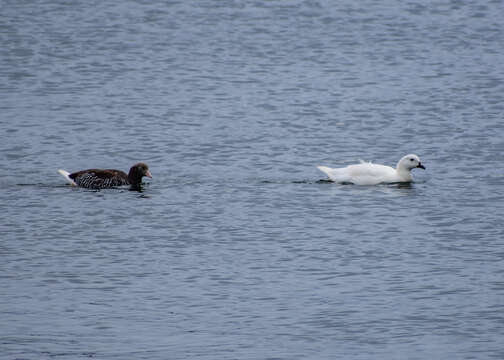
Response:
394,182,415,189
2,0,504,359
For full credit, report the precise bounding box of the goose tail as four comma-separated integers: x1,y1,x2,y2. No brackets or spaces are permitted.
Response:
317,166,333,177
58,169,76,186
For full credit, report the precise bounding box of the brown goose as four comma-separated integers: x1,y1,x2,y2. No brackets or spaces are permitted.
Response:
58,162,152,190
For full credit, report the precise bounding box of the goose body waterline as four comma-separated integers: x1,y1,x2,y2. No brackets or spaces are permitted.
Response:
317,154,425,185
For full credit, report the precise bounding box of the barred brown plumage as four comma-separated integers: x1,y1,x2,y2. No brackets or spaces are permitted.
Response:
58,163,152,190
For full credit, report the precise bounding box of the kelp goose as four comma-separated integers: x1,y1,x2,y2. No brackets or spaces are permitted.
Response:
317,154,425,185
58,162,152,190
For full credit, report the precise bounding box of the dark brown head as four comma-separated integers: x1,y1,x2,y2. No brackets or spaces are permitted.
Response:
128,163,152,187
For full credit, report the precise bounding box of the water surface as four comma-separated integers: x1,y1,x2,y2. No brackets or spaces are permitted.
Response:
1,1,504,359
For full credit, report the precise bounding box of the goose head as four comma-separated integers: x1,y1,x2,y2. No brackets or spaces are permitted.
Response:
397,154,425,172
128,162,152,186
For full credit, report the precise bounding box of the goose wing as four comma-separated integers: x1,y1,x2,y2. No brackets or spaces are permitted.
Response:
345,163,398,185
70,169,129,189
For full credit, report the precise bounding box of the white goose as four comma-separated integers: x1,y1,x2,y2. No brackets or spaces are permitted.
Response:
317,154,425,185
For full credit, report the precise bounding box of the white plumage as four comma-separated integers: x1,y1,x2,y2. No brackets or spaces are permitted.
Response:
317,154,425,185
58,169,76,186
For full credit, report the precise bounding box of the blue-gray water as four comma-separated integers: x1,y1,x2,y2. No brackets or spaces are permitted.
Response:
2,1,504,359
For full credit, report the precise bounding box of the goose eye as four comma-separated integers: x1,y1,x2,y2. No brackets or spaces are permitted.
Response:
410,158,414,161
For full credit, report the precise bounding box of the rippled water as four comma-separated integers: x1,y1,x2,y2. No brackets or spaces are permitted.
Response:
2,1,504,359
